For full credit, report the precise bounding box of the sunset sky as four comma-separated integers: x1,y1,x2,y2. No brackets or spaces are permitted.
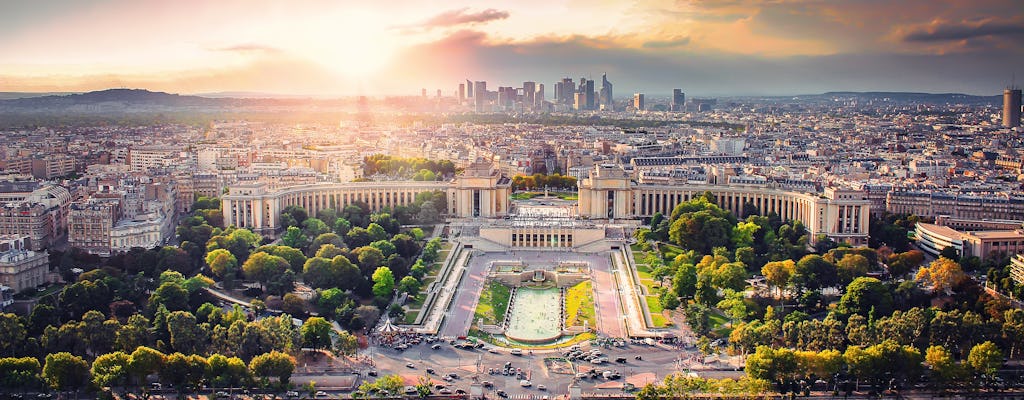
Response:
2,0,1023,96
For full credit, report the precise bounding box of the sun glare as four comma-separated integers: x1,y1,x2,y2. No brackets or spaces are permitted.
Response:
315,11,396,79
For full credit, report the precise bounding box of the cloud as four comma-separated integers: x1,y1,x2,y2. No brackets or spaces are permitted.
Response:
642,37,691,49
901,18,1024,43
412,8,510,29
214,43,280,53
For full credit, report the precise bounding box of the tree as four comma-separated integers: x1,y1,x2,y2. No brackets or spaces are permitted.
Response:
205,248,238,281
372,267,395,298
916,257,966,293
837,277,893,318
91,352,131,388
836,253,870,287
167,311,203,354
161,353,208,392
280,206,308,228
745,346,797,384
0,313,26,357
281,226,309,250
398,276,422,297
206,354,249,389
301,317,333,350
333,330,359,356
925,345,961,388
673,263,697,298
282,293,308,317
791,254,837,293
761,260,795,299
967,341,1003,377
249,351,295,384
0,357,42,390
355,246,385,275
149,281,189,312
315,243,347,259
303,257,338,289
42,352,90,392
128,346,166,386
302,218,331,239
242,252,291,293
310,233,345,255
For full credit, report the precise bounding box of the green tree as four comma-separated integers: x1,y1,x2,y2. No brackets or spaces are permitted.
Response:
302,218,331,239
206,354,249,389
925,345,962,389
249,351,295,384
836,253,870,287
301,317,333,350
281,226,309,250
791,254,837,293
837,277,893,318
333,330,359,356
149,281,189,313
0,313,26,357
42,352,90,392
398,276,422,296
967,341,1003,377
673,263,697,298
242,252,291,293
303,257,340,289
128,346,166,386
91,351,130,388
372,267,395,298
205,248,238,281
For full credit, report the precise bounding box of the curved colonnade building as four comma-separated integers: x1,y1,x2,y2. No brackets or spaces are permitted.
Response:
223,163,870,246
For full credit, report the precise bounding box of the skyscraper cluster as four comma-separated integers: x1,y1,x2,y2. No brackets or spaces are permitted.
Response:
463,79,544,112
459,74,692,113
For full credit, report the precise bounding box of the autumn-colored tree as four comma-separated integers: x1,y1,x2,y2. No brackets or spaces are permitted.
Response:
915,257,966,293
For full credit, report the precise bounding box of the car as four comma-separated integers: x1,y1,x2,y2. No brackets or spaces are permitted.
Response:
367,370,378,376
520,380,532,387
285,391,299,398
444,376,453,382
537,385,547,391
315,391,327,397
404,386,417,394
496,390,508,398
438,388,453,395
406,362,415,368
455,389,467,394
488,347,500,354
426,368,435,374
431,344,442,349
510,349,523,356
575,373,588,379
615,357,627,363
482,381,494,388
447,373,459,379
434,384,446,390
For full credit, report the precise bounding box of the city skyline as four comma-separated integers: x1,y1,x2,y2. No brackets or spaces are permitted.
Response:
2,0,1023,96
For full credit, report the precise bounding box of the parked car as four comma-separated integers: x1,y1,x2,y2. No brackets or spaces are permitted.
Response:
406,362,415,368
496,390,508,398
537,385,547,391
520,380,532,387
315,391,327,397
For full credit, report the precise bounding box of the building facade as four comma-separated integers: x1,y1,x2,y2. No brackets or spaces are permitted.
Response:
0,236,50,293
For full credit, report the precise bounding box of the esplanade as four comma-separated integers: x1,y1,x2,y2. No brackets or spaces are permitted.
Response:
222,162,871,245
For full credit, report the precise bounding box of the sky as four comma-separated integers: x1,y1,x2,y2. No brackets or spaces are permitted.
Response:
1,0,1022,97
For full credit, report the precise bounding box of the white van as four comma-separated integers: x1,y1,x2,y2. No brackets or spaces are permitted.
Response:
510,348,523,356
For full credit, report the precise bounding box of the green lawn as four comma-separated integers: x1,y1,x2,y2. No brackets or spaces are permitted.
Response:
650,313,668,328
403,310,420,324
564,281,596,328
511,192,539,200
407,293,427,308
708,310,732,337
474,281,512,325
630,243,643,253
646,295,663,313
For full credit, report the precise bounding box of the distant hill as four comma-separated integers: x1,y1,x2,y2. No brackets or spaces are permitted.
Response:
0,92,78,101
0,88,223,108
792,91,1001,104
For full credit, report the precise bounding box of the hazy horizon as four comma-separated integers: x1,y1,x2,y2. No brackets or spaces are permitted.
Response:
2,1,1023,97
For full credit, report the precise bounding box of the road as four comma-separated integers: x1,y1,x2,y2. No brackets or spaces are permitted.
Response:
363,339,725,397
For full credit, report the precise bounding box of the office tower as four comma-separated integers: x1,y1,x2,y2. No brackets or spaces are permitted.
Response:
1005,88,1022,128
436,89,442,98
537,84,545,105
466,80,473,98
560,78,575,105
421,88,427,97
672,89,685,112
600,73,613,111
574,92,586,111
634,93,645,111
498,87,515,109
523,81,536,109
474,81,487,112
458,83,465,103
583,79,595,110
